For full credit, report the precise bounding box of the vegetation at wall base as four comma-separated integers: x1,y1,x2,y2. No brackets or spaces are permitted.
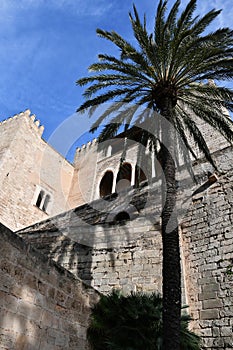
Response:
87,290,200,350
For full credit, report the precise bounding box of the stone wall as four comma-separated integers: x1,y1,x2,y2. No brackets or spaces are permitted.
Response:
68,140,99,207
19,144,233,349
0,111,74,231
181,146,233,349
1,109,232,348
71,112,231,205
19,217,164,296
0,223,99,350
0,108,230,232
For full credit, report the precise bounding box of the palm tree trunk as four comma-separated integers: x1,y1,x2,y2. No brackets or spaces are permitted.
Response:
159,100,181,350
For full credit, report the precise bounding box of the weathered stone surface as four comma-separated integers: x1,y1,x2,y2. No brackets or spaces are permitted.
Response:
18,143,233,349
0,111,74,231
0,112,232,349
0,224,99,350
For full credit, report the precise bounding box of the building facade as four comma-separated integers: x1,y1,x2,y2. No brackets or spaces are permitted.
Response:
0,110,233,349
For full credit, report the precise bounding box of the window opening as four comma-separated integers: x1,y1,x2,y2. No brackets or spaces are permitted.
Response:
116,163,132,192
42,194,50,212
106,145,112,157
36,190,44,208
99,171,114,198
135,165,147,187
35,189,51,213
114,211,130,222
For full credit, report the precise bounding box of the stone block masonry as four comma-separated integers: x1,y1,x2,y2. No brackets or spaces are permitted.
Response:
0,110,74,231
19,144,233,350
1,110,233,349
181,146,233,349
21,220,164,295
0,223,99,350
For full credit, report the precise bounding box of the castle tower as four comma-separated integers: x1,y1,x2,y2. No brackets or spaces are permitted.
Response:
0,110,74,231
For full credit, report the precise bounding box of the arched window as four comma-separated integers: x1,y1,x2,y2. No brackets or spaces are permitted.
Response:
99,171,114,198
135,165,147,187
114,211,130,223
116,163,132,192
106,145,112,157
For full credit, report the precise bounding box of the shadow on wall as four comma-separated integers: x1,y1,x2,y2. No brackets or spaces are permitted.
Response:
48,180,149,277
17,167,161,295
0,224,99,350
43,181,162,295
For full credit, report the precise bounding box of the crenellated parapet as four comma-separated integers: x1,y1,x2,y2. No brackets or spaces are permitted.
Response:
74,138,98,166
76,137,98,154
0,109,44,137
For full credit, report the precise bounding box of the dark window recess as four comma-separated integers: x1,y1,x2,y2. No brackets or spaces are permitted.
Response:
36,190,44,208
100,171,114,198
114,211,130,222
35,190,51,213
116,163,132,192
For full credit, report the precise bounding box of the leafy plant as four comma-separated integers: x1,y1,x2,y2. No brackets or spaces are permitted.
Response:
87,290,200,350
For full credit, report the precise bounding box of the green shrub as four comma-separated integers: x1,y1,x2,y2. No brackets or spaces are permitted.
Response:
87,290,200,350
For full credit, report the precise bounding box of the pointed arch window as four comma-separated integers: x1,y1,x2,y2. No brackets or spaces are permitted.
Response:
99,171,114,198
116,163,132,192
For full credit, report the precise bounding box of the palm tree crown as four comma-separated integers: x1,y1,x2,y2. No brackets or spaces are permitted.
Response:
77,0,233,162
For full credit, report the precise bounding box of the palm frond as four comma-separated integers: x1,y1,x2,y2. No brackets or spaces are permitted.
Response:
77,0,233,171
77,86,141,113
87,290,200,350
175,0,197,36
176,104,217,169
190,9,221,35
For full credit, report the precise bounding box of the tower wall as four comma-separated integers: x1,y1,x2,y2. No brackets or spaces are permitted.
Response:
68,140,99,207
0,110,74,231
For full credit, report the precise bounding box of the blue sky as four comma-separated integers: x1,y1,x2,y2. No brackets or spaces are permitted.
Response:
0,0,232,159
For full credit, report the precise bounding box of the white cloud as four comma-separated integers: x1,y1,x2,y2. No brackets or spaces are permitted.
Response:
0,0,114,18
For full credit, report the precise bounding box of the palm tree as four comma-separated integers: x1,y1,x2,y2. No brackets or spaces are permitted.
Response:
77,1,233,348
